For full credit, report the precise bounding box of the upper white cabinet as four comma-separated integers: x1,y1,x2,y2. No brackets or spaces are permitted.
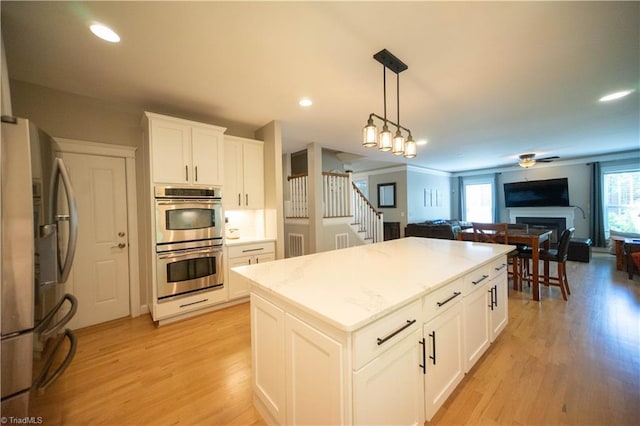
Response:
224,135,264,209
145,112,225,186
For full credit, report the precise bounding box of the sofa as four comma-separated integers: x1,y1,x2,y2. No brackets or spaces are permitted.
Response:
405,219,472,240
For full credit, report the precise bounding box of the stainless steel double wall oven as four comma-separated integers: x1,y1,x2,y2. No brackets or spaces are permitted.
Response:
154,185,224,301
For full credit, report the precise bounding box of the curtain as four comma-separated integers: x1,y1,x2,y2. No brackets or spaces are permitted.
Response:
590,162,606,247
457,177,464,220
493,173,500,222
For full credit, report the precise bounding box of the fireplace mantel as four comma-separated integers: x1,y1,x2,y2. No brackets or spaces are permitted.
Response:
508,207,576,228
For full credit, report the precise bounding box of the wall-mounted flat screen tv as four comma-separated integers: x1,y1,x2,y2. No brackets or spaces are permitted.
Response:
504,178,570,208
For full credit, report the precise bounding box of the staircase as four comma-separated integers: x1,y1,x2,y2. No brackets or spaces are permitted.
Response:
287,173,384,245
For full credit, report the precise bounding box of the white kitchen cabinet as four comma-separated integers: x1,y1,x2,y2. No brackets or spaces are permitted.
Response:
423,298,464,421
226,242,275,300
462,256,509,372
285,314,345,426
146,112,224,186
236,240,513,425
153,286,227,321
251,294,286,425
489,260,508,341
463,281,491,372
353,328,425,426
224,136,264,209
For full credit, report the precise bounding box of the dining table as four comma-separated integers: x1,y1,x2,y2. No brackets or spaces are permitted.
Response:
457,227,554,301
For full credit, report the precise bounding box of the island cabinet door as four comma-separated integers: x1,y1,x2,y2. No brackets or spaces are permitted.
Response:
353,328,425,425
250,294,286,425
462,282,491,373
423,302,464,421
489,272,508,341
285,314,345,425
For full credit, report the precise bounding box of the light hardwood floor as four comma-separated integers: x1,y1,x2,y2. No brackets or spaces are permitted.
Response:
30,253,639,425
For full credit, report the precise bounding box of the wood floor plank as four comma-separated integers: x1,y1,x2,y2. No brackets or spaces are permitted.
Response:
30,253,640,425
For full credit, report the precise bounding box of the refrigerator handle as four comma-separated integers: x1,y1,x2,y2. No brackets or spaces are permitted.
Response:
51,157,79,284
32,329,77,391
35,293,78,340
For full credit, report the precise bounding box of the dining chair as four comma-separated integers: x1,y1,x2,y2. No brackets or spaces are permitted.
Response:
520,227,575,301
472,222,522,289
508,223,531,290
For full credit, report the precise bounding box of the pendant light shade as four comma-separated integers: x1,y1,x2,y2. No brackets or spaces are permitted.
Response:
378,123,392,151
362,116,378,147
403,135,417,158
392,129,405,155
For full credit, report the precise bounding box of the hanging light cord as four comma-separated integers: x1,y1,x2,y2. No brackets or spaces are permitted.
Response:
383,67,387,123
396,72,401,129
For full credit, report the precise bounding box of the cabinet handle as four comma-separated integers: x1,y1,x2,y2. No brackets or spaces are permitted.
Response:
429,331,436,365
179,298,208,308
376,319,416,346
472,274,489,285
493,285,498,308
436,291,461,307
242,248,264,253
245,194,249,206
419,338,426,375
495,263,507,271
195,166,198,182
185,165,189,181
238,193,241,206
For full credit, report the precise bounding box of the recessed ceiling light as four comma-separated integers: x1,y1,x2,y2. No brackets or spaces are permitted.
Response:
299,98,312,107
599,89,634,102
416,139,428,146
90,23,120,43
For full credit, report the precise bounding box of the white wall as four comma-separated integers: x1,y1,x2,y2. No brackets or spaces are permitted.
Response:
406,168,453,222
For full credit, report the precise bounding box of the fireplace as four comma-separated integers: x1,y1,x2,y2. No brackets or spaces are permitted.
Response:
509,207,576,245
515,217,566,244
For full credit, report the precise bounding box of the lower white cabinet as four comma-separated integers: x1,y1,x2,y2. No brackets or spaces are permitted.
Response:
354,328,425,425
251,293,286,424
463,281,491,372
248,255,508,425
227,241,275,300
285,314,344,426
423,300,464,421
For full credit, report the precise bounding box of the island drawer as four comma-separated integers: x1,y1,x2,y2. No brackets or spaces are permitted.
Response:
423,278,464,322
463,263,492,295
353,299,422,370
490,256,508,279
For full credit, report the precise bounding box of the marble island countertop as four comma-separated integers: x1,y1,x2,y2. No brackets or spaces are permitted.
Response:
231,237,514,332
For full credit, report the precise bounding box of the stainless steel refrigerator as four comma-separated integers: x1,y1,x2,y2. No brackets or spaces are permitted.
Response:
1,116,79,416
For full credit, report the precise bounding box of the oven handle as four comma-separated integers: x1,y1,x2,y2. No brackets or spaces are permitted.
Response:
158,248,222,260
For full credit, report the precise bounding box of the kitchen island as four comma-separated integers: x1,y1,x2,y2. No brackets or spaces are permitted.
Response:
231,237,514,425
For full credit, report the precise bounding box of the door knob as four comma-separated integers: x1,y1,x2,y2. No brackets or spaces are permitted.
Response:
111,242,126,249
118,231,125,237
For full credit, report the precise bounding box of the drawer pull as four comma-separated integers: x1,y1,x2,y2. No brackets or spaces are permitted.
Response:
436,291,461,307
376,319,416,346
179,298,209,308
242,248,265,253
472,275,489,285
494,263,507,271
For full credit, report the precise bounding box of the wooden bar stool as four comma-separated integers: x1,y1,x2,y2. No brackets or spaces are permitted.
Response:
472,222,522,289
520,228,575,300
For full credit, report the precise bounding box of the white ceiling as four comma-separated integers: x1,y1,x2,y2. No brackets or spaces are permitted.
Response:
2,1,638,173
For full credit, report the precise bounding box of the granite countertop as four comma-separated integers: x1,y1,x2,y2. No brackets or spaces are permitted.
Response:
231,237,513,332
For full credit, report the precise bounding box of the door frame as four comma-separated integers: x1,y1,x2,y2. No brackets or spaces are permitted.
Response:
54,137,141,318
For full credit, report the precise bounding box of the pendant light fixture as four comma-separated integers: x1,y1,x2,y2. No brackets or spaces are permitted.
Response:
362,49,419,159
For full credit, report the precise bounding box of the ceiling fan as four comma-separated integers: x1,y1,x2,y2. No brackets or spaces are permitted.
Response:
518,153,559,168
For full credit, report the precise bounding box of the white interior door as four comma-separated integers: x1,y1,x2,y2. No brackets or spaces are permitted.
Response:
61,152,130,329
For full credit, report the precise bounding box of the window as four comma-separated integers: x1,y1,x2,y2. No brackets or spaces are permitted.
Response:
603,169,640,236
464,181,494,223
